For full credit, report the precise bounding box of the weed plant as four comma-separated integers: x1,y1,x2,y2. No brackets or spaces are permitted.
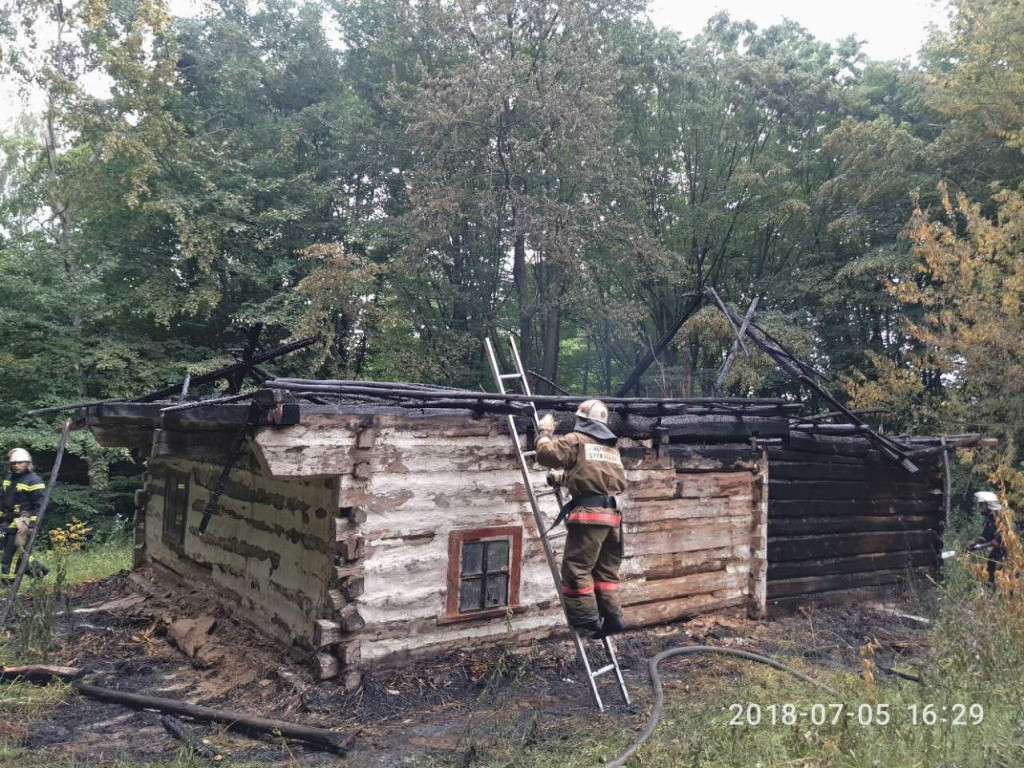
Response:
420,553,1024,768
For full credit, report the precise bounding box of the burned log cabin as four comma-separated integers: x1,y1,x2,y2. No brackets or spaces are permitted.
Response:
83,386,950,687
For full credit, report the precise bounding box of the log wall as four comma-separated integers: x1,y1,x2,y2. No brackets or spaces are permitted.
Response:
253,411,768,675
142,455,339,646
766,435,944,613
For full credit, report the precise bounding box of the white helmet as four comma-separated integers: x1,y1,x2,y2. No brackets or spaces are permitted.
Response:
575,399,610,425
974,491,1001,510
573,399,616,440
7,448,31,463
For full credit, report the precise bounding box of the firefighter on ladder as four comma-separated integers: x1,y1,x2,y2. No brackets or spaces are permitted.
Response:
2,448,49,584
536,400,628,638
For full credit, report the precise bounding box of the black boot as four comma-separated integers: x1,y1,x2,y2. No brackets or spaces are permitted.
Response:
573,619,602,637
593,613,628,639
27,560,49,579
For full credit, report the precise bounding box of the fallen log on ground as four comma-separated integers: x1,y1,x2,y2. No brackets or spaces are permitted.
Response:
0,665,351,755
0,664,82,683
71,682,353,755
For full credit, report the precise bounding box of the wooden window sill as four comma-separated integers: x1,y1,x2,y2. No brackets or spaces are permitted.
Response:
436,604,526,626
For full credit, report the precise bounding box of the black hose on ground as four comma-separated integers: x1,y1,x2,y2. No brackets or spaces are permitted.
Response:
603,645,842,768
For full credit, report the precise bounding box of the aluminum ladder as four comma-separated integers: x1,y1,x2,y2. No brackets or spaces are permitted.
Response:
484,335,630,712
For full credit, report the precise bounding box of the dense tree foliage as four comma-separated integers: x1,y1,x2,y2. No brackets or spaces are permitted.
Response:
2,0,1023,511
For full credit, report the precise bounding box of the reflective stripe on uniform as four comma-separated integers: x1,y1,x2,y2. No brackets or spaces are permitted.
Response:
561,584,595,597
567,510,621,526
593,581,619,591
16,483,45,492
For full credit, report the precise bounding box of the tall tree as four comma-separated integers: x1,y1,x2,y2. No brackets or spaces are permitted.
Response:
332,0,646,388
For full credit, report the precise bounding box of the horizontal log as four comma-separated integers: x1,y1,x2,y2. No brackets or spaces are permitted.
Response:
767,448,875,465
313,619,341,648
315,652,339,681
768,498,941,517
339,605,366,633
783,432,873,457
767,567,931,599
624,593,746,627
767,549,937,580
89,425,154,451
664,444,763,471
328,589,347,611
624,497,754,526
628,471,755,502
336,640,361,667
769,461,941,484
151,429,243,463
768,530,937,562
339,575,365,601
620,570,746,606
661,416,789,442
337,536,365,563
769,480,943,502
627,520,755,557
620,548,742,580
768,515,938,536
768,584,906,616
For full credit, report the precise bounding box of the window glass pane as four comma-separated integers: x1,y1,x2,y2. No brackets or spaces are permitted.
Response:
484,573,509,608
462,541,484,575
485,540,509,572
459,576,483,612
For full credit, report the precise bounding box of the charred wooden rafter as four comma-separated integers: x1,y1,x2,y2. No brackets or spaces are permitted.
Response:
704,288,919,473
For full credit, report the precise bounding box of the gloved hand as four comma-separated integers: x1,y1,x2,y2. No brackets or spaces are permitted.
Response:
537,413,556,437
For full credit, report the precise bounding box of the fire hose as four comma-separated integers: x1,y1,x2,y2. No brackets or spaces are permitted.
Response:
603,645,842,768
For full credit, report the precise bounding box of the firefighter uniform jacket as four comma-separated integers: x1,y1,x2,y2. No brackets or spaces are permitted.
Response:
2,470,45,531
536,432,627,525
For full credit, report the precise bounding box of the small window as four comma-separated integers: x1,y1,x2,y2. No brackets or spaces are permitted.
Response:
163,469,189,546
446,527,522,620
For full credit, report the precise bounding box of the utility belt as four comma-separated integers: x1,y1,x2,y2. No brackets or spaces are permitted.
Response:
552,494,621,529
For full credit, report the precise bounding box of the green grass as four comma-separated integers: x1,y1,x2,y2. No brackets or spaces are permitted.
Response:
417,560,1024,768
0,738,284,767
34,537,132,587
0,536,135,758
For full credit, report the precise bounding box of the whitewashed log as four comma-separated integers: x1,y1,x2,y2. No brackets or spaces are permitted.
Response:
315,653,339,680
620,570,746,606
624,593,747,627
313,620,341,648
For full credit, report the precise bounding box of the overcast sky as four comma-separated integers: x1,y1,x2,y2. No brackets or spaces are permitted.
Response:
649,0,949,61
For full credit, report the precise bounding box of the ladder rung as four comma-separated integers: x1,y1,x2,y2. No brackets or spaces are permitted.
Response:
591,664,616,678
499,373,522,380
521,450,536,458
546,531,566,540
534,488,558,497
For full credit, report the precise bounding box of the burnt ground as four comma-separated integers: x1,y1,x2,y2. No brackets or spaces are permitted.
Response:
1,570,936,767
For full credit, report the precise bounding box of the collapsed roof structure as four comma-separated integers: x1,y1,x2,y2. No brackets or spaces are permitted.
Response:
54,295,985,687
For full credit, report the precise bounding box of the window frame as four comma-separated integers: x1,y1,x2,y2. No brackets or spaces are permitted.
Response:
162,469,190,547
443,526,523,623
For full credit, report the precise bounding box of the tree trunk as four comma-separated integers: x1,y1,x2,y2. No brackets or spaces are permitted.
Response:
513,231,532,371
539,297,560,394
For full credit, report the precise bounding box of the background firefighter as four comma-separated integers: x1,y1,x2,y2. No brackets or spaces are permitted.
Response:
535,400,628,638
967,490,1018,585
1,448,48,583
